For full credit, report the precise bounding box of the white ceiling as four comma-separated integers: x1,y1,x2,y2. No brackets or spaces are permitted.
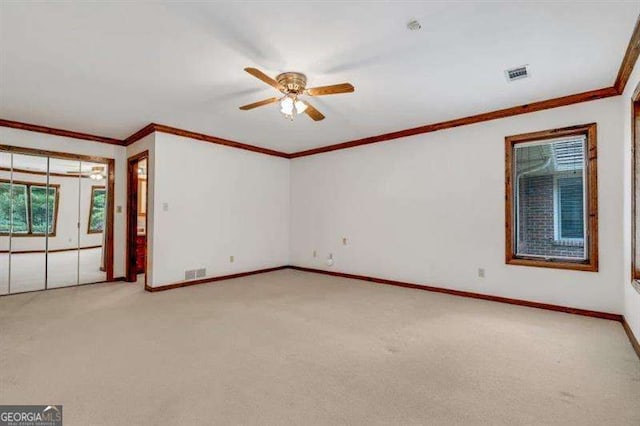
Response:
0,1,638,153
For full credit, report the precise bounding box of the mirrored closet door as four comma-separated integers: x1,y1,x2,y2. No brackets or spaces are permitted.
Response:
1,153,49,294
0,150,15,295
0,147,111,295
46,157,80,289
79,160,108,285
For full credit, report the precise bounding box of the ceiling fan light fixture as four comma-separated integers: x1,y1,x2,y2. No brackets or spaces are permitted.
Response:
294,99,307,114
89,166,105,180
280,95,294,115
279,95,306,120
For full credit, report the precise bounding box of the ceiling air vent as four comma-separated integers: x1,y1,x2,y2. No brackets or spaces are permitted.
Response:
505,65,530,82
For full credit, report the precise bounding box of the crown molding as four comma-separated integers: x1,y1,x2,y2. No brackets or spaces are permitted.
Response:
0,118,124,145
123,123,155,145
124,123,289,158
614,15,640,94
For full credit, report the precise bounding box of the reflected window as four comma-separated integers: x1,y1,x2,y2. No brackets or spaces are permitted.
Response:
88,186,106,233
0,180,58,236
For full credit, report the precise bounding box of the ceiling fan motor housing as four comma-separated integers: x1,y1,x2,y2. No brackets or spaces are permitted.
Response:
277,72,307,94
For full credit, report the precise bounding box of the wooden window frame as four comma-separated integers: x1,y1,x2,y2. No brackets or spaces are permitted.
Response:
0,179,60,237
87,185,106,234
505,123,598,272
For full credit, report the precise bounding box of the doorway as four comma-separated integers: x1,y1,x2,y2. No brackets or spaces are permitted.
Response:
0,145,115,295
126,151,148,284
632,86,640,280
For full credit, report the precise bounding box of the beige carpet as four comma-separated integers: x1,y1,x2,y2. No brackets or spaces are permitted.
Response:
0,269,638,425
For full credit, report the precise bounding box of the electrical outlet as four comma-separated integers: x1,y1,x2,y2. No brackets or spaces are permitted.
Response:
196,268,206,278
478,268,485,278
116,205,122,213
327,253,334,266
230,255,234,263
313,250,317,258
162,202,169,212
185,270,196,280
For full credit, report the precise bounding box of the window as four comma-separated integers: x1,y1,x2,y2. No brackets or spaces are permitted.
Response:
505,124,597,271
88,186,106,234
0,180,59,236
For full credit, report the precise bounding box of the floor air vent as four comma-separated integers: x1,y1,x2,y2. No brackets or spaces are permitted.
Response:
185,268,206,280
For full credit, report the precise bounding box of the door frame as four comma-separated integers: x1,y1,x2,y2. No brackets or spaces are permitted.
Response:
631,82,640,280
0,144,115,282
126,151,148,283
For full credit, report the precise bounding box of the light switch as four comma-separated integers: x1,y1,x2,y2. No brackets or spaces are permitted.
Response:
162,202,169,212
116,206,122,213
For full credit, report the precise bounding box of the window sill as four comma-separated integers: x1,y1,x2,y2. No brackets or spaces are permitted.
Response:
507,256,597,272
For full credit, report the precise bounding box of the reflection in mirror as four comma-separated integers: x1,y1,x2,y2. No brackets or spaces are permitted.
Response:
79,161,107,284
0,150,11,294
135,157,147,282
137,158,147,235
46,157,80,289
5,153,48,293
0,151,110,294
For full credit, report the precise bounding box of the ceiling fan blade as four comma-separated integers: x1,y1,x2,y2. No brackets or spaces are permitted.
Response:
305,83,354,96
244,67,283,91
239,97,280,110
302,101,325,121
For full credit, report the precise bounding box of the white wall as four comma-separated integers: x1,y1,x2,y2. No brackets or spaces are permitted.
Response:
623,61,640,338
291,97,624,314
0,127,127,277
0,170,105,251
148,132,289,287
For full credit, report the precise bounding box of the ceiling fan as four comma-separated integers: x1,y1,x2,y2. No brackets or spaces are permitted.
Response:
239,68,355,121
